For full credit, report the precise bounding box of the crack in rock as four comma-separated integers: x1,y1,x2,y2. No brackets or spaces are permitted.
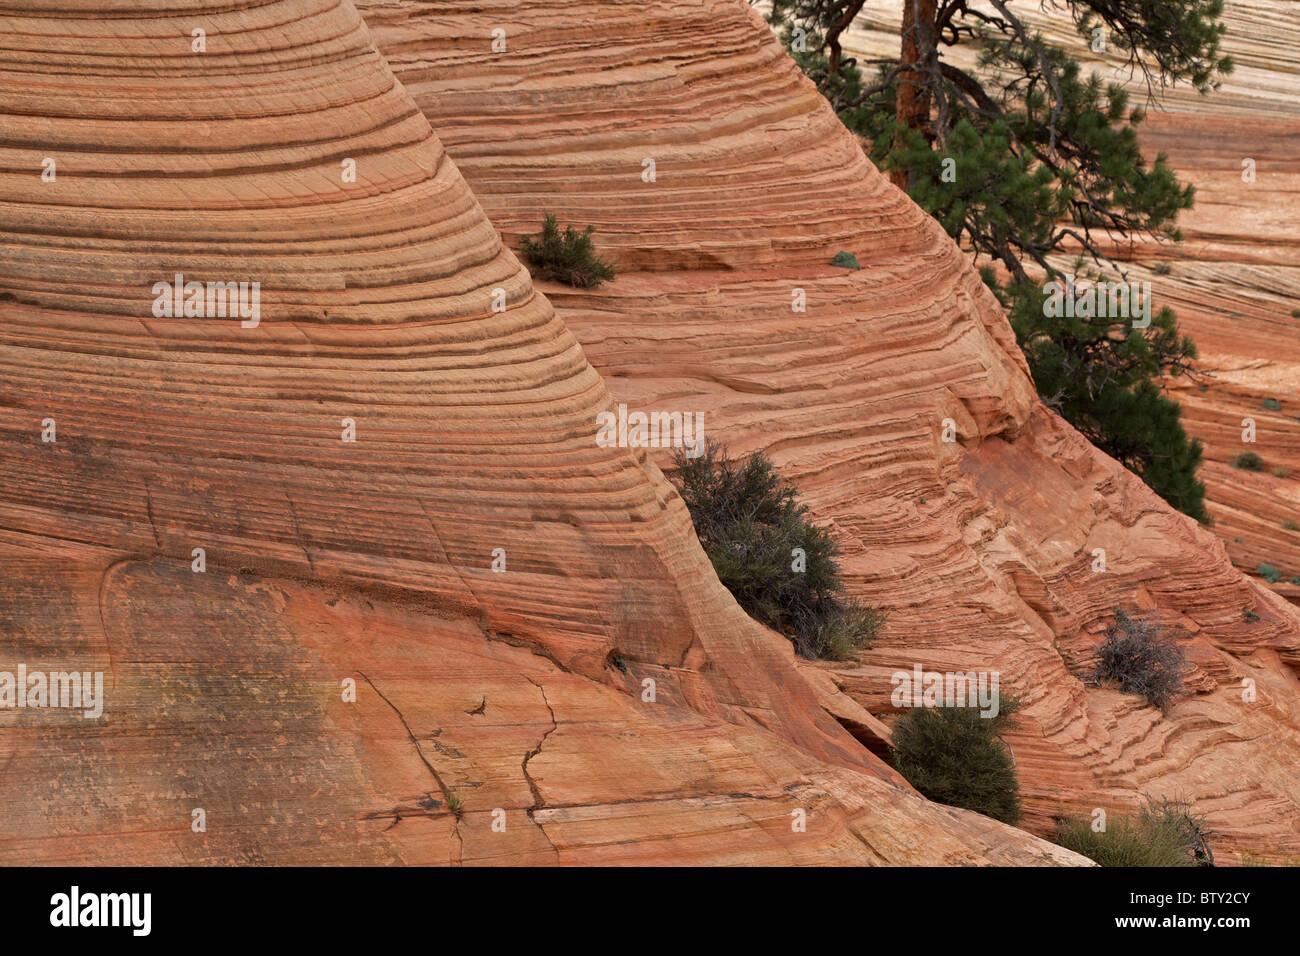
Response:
522,677,558,809
522,676,560,861
357,670,463,864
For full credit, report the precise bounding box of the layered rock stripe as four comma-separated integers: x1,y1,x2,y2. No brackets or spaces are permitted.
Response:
358,0,1300,860
0,1,1091,863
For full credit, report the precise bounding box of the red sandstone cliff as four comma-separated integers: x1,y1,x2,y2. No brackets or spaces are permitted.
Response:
358,0,1300,861
0,1,1082,863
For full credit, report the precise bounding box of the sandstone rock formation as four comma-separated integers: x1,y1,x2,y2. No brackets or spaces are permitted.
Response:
360,0,1300,860
836,0,1300,604
0,0,1086,864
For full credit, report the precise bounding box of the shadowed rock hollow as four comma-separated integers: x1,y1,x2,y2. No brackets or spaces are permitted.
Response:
0,0,1086,863
358,0,1300,861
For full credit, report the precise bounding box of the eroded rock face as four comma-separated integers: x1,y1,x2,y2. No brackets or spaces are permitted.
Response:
359,0,1300,860
0,0,1084,864
837,0,1300,605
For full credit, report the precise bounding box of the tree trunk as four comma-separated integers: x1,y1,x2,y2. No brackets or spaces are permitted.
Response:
827,0,868,76
892,0,938,190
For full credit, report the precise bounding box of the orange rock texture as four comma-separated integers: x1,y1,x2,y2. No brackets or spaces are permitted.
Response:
0,1,1088,864
359,0,1300,860
837,0,1300,604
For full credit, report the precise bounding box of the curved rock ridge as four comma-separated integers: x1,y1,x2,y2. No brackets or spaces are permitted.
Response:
0,0,1085,864
358,0,1300,859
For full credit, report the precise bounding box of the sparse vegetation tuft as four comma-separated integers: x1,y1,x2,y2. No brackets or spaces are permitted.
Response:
1257,563,1283,584
1230,451,1263,471
890,697,1023,825
519,213,616,288
1057,796,1215,867
670,441,885,660
1093,608,1187,712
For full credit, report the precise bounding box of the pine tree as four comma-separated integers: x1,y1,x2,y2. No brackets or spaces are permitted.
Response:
764,0,1230,522
997,269,1208,522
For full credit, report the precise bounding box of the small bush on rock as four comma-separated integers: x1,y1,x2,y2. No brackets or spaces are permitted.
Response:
1230,451,1263,471
1093,608,1187,712
890,697,1023,825
1057,796,1214,866
670,441,884,660
519,213,616,288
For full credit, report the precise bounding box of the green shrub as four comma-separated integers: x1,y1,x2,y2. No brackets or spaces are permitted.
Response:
1244,609,1260,622
1257,563,1283,583
830,250,861,269
670,442,885,660
519,213,616,288
1283,520,1299,532
1291,577,1300,586
1230,451,1263,471
1093,608,1187,712
1011,292,1208,522
1152,262,1173,276
1262,398,1283,411
890,697,1022,824
1274,467,1290,479
1292,309,1300,319
1057,797,1214,866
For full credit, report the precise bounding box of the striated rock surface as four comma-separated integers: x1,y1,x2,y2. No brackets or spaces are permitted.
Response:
360,0,1300,860
0,0,1086,864
835,0,1300,602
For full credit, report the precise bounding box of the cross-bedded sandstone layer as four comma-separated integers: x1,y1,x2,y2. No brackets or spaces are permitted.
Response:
359,0,1300,860
0,0,1085,864
833,0,1300,605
